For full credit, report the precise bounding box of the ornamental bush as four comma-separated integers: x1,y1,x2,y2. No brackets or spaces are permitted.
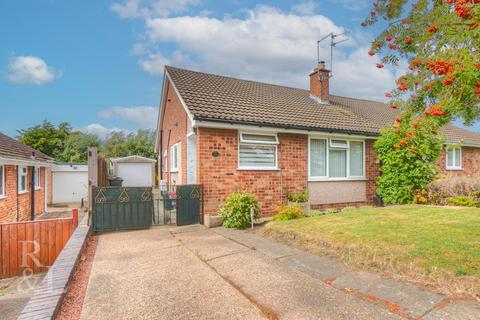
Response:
218,191,260,229
286,190,309,203
272,204,304,221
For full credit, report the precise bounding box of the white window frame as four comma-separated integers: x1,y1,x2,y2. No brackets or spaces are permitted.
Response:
34,167,41,189
308,136,366,181
445,145,462,170
18,165,28,193
170,143,180,172
0,164,5,198
238,132,279,170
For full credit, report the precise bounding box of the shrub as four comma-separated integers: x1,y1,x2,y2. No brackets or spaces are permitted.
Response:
428,177,480,204
414,190,429,204
218,191,260,229
273,204,304,221
447,196,479,207
286,190,309,203
375,113,442,204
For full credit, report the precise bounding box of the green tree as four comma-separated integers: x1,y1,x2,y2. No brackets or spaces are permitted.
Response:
58,131,102,163
363,0,480,203
102,129,156,159
17,121,71,159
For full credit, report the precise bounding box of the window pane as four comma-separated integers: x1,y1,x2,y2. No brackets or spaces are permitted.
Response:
330,139,348,148
310,139,326,176
242,134,277,143
329,149,347,177
21,176,26,191
454,148,461,167
447,148,454,167
349,141,364,176
239,144,276,167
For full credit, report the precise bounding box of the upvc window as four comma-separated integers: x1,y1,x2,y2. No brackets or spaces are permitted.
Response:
238,132,278,169
446,146,462,170
34,167,41,189
18,166,28,193
309,138,365,179
0,165,4,197
170,143,179,172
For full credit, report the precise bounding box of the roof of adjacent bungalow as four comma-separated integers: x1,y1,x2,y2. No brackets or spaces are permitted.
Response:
0,132,52,165
163,66,480,146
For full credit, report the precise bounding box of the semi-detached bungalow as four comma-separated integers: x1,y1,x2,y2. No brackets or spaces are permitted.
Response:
0,132,52,223
155,64,480,217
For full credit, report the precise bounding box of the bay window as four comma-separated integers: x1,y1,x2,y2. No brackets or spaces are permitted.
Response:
238,132,278,169
446,145,462,170
309,138,365,179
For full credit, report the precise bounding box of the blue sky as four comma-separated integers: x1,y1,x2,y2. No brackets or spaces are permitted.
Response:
0,0,477,138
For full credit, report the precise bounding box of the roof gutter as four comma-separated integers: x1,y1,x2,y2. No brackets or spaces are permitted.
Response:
193,116,380,138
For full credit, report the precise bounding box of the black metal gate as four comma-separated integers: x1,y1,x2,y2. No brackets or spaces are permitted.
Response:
154,184,204,226
93,187,153,232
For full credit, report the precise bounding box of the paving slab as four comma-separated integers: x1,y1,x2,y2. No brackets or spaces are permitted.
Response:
329,271,443,318
81,228,263,320
214,228,302,259
423,301,480,320
208,250,399,320
173,228,249,261
0,274,45,320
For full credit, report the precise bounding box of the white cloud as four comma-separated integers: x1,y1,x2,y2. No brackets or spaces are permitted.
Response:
5,56,60,85
292,1,317,15
139,53,170,74
77,124,132,139
98,106,158,128
115,4,399,101
111,0,199,19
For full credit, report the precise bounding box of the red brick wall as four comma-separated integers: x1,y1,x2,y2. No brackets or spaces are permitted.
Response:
160,80,190,185
0,165,47,223
437,146,480,178
197,127,308,216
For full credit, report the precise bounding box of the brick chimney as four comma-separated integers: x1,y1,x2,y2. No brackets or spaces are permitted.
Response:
309,61,330,102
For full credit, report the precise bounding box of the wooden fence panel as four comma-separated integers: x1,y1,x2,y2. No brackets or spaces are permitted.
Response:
0,218,77,279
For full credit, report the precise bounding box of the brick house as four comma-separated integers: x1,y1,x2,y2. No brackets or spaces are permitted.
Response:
0,132,52,223
155,65,480,217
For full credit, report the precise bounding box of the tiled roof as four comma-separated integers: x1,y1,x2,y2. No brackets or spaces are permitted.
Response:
0,132,52,163
166,66,480,144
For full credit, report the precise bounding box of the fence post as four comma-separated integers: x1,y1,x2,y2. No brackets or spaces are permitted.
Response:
72,209,78,228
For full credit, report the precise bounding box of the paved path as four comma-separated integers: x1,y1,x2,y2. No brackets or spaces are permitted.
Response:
81,225,480,320
0,274,44,320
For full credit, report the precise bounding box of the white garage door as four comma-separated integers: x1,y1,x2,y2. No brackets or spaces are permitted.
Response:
117,163,153,187
52,171,88,204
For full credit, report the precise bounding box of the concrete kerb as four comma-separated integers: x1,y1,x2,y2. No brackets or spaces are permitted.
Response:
17,215,91,320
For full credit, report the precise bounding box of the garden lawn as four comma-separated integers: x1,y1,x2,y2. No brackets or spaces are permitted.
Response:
261,205,480,295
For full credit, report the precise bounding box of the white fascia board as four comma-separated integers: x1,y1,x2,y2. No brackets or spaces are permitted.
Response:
155,71,168,153
0,157,54,167
194,120,378,140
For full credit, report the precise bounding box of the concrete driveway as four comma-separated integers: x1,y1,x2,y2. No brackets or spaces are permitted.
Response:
81,225,479,320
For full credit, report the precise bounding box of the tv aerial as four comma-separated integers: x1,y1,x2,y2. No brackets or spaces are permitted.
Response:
317,32,349,77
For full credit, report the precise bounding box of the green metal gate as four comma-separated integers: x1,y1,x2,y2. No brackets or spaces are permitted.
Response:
93,187,153,232
155,184,204,226
176,185,203,226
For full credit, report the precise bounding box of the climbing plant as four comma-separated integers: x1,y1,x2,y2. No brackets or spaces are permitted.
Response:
363,0,480,203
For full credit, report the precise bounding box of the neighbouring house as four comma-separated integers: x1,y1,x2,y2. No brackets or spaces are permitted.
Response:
0,132,53,223
110,155,156,187
155,64,480,216
51,163,88,205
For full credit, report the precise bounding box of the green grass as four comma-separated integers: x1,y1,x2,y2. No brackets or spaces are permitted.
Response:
262,205,480,294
